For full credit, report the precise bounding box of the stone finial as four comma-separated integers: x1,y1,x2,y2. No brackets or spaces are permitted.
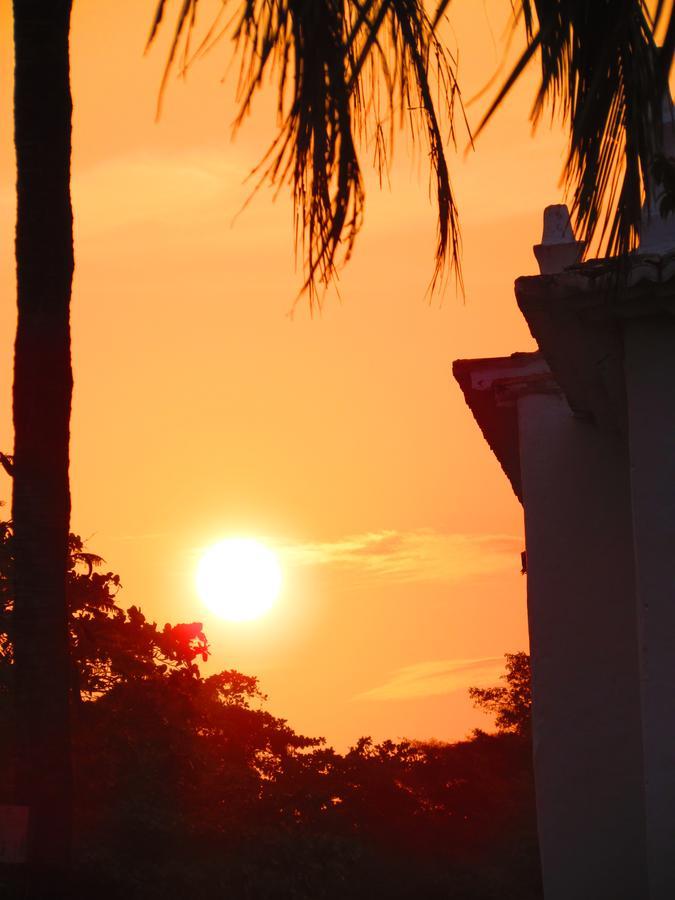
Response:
533,204,585,275
639,93,675,255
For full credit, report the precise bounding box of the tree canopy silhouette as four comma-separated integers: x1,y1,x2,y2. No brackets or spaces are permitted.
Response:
0,524,540,899
470,651,532,738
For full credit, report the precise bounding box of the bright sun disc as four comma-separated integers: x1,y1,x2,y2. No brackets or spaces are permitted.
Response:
196,538,282,622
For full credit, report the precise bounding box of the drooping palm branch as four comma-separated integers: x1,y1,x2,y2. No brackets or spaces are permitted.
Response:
151,1,675,295
148,0,464,303
461,0,673,259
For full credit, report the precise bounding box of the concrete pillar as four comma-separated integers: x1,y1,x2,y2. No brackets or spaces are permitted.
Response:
517,390,647,900
624,317,675,900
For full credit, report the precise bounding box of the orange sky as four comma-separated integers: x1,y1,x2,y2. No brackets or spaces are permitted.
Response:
0,1,568,748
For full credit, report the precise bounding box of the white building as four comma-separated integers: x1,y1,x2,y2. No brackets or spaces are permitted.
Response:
453,195,675,898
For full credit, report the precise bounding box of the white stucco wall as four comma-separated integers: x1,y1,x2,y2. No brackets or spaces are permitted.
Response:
517,390,647,900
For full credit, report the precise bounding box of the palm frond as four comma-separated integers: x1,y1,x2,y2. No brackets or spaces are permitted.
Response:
656,4,675,82
477,0,670,259
148,0,465,304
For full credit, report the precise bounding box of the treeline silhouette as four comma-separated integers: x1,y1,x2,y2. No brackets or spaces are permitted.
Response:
0,524,541,899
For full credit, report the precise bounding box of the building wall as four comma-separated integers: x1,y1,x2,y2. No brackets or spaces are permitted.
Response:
624,316,675,900
518,391,647,900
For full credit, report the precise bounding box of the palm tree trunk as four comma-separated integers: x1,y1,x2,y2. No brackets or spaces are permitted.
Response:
11,0,74,868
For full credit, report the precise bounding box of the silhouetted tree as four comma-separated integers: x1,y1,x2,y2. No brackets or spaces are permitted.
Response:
469,651,532,737
0,527,208,701
0,527,543,899
0,522,319,872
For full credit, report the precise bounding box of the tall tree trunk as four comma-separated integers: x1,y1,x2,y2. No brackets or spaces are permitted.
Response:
11,0,74,869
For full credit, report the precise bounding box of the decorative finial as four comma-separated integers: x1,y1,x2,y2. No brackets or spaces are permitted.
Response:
533,204,585,275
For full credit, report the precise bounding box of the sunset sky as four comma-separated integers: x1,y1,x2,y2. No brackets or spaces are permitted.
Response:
0,0,568,748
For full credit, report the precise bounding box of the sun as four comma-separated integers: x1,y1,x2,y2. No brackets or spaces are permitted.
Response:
196,538,282,622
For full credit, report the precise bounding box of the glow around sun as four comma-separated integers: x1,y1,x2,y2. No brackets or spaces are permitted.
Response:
196,538,282,622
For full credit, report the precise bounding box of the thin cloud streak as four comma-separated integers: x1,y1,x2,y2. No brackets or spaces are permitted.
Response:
278,529,520,585
71,151,242,238
355,656,504,702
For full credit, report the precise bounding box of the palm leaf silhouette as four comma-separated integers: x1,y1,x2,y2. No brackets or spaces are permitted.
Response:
474,1,671,259
148,0,464,303
150,1,675,297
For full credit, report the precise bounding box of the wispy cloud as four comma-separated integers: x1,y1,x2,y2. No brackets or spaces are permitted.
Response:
355,656,504,702
70,151,243,237
278,529,520,585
